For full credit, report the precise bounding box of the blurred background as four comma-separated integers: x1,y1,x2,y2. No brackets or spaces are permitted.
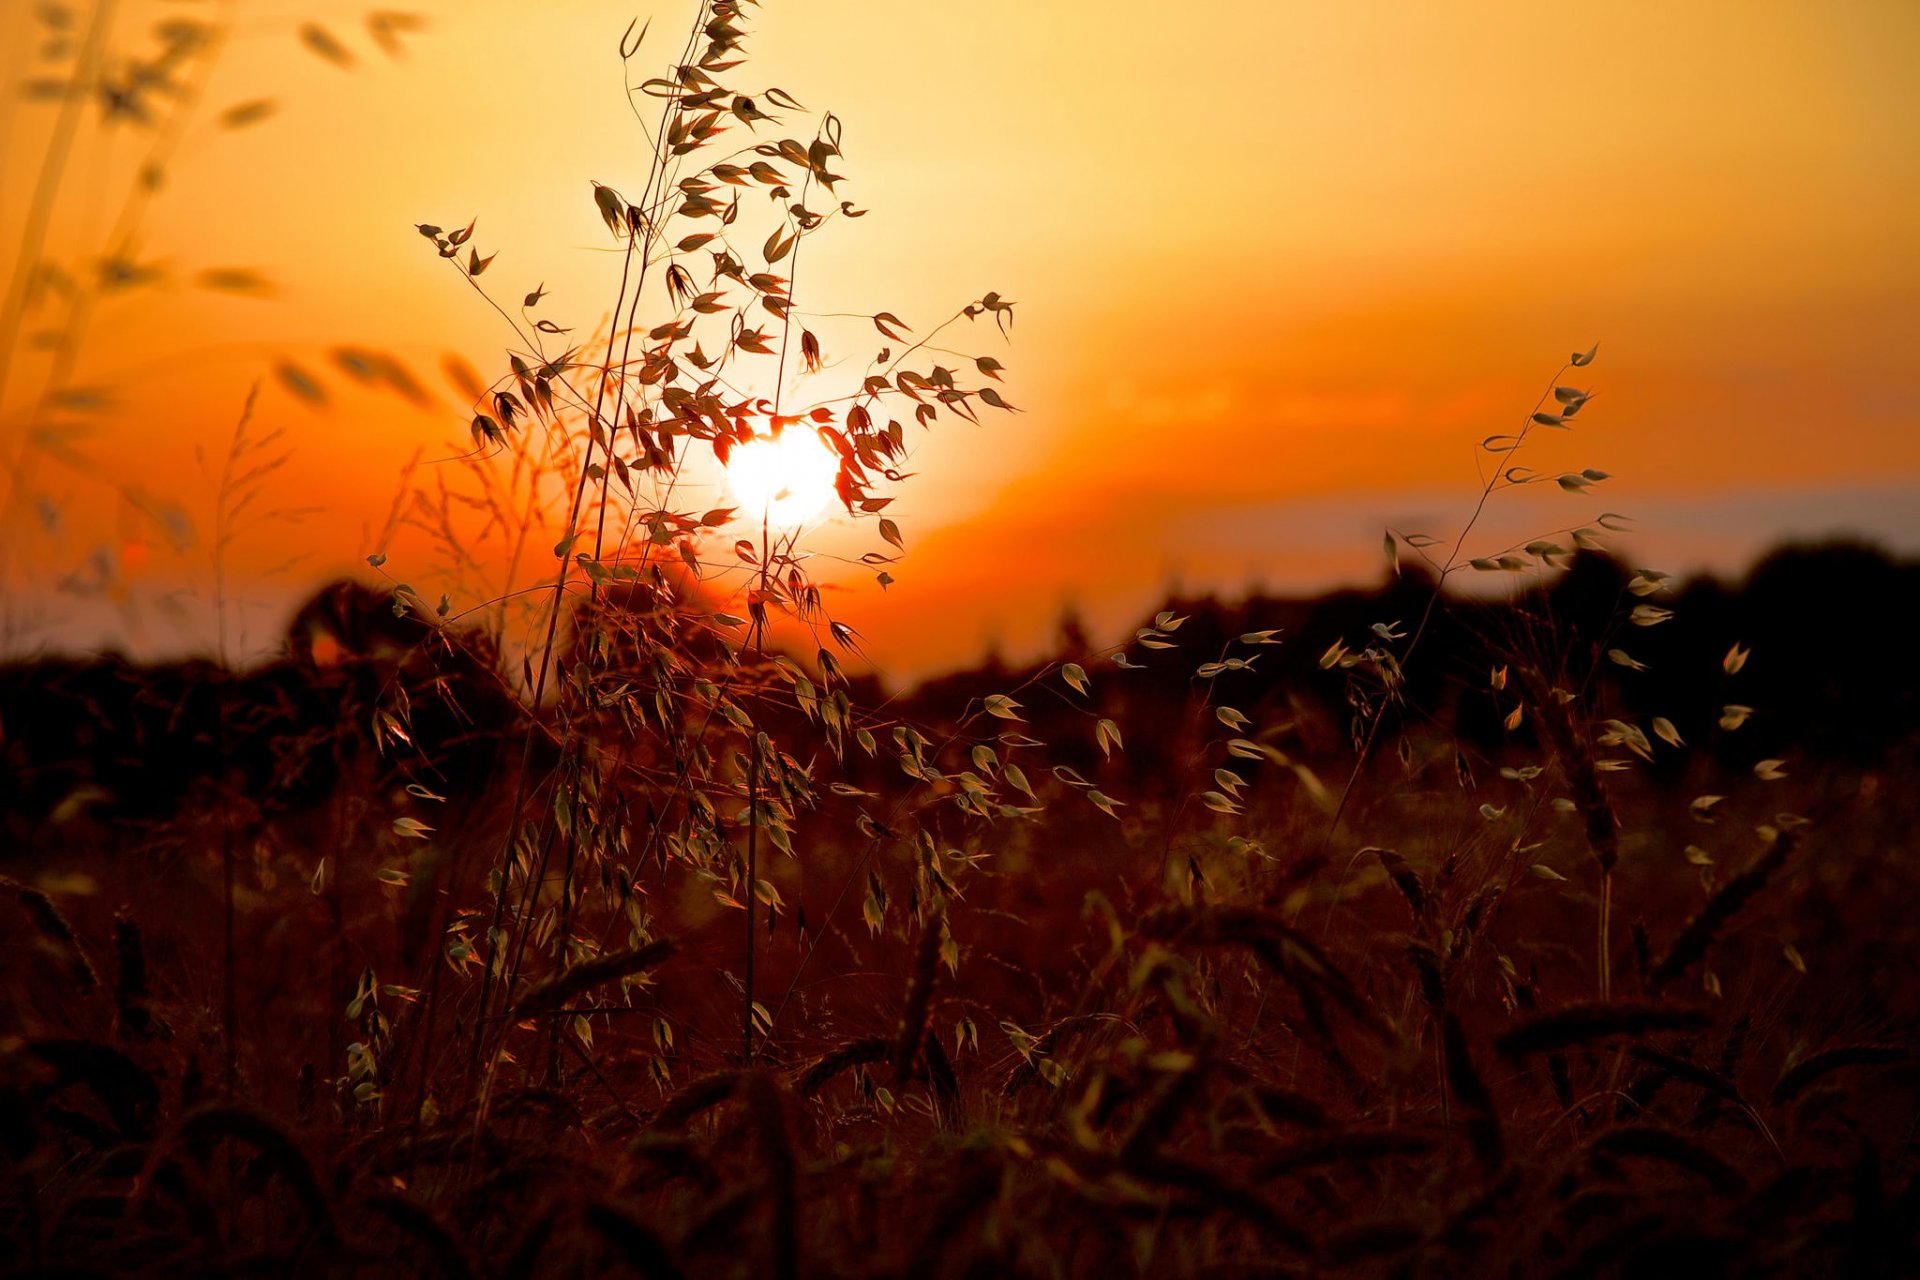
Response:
3,0,1915,682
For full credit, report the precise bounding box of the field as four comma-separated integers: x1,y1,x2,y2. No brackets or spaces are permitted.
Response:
5,541,1918,1277
3,3,1918,1277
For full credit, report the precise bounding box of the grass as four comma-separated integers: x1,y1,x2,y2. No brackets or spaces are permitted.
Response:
3,2,1918,1276
3,552,1918,1274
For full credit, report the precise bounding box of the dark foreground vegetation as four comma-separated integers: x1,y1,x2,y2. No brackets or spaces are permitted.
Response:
3,540,1917,1278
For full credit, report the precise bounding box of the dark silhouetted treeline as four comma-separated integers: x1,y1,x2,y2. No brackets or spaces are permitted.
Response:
3,540,1914,849
896,539,1920,783
0,582,521,852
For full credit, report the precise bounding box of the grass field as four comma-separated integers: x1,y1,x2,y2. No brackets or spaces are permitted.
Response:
4,542,1917,1277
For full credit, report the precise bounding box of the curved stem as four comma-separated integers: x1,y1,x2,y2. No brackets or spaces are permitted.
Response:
1291,360,1573,912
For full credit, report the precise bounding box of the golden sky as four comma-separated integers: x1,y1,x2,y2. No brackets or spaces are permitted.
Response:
3,0,1916,678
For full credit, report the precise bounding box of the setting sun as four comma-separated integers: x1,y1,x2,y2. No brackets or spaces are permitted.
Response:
724,428,841,529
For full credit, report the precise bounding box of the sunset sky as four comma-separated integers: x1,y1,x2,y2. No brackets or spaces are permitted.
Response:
3,0,1916,680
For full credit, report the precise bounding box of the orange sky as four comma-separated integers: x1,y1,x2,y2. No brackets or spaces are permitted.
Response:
3,0,1917,680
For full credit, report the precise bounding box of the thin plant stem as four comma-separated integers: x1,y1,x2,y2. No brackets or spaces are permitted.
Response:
1291,360,1573,913
0,0,118,424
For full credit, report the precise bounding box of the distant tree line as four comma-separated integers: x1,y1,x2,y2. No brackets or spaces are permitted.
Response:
900,540,1920,781
3,541,1913,850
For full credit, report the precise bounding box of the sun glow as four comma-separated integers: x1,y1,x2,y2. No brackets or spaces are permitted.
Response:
724,429,841,529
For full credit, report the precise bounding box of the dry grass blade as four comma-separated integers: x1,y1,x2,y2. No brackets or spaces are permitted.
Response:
892,911,944,1086
1000,1013,1107,1098
923,1029,961,1111
1513,667,1624,997
5,877,98,992
1449,883,1502,962
1372,848,1427,926
1406,941,1446,1013
1515,669,1620,873
1770,1044,1911,1106
1138,905,1389,1040
509,937,676,1019
1649,829,1799,994
1626,1045,1746,1107
1585,1123,1747,1196
650,1070,742,1132
1118,1044,1213,1165
1691,1012,1752,1132
1496,1001,1710,1060
799,1036,889,1097
1404,943,1502,1171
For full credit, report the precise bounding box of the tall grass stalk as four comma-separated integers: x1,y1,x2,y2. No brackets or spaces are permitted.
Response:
1306,355,1585,879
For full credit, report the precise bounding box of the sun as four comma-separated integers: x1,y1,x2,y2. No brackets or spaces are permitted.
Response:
724,428,841,529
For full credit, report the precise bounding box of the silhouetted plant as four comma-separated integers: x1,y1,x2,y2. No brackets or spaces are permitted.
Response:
391,0,1024,1091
